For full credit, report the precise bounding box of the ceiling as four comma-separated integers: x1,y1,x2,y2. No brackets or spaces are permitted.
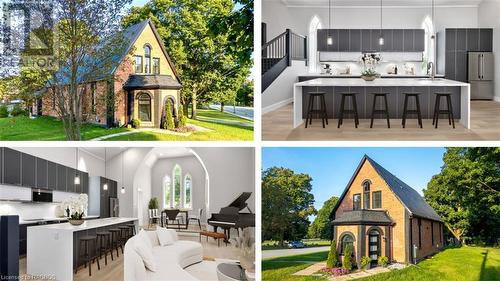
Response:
268,0,485,7
80,147,126,161
144,147,195,167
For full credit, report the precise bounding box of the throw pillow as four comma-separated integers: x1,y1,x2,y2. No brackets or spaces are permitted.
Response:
134,230,156,271
156,227,174,246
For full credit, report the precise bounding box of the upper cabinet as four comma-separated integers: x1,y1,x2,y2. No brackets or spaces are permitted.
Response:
3,148,21,186
36,158,48,189
21,153,36,188
317,29,425,53
47,161,57,190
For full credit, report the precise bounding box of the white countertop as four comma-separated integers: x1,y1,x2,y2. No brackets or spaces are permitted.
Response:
301,73,446,78
295,78,470,87
28,217,137,232
19,215,100,225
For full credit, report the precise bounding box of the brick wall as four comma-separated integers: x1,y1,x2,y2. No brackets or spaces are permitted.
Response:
411,217,443,261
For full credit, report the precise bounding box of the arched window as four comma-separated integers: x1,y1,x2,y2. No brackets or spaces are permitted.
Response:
163,175,172,208
363,180,371,192
422,16,435,67
184,174,192,209
341,233,354,253
308,15,322,73
173,164,182,208
138,93,151,122
144,45,152,73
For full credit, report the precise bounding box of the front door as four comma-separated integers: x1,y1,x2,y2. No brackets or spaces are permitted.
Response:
369,230,380,266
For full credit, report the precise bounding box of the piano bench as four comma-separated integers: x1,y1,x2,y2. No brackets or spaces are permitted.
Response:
199,231,227,247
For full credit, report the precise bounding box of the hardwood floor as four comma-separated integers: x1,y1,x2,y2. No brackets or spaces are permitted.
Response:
262,100,500,141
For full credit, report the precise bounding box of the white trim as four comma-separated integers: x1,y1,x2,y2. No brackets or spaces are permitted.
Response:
262,98,293,114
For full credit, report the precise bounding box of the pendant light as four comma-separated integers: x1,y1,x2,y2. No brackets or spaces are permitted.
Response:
378,0,384,45
120,148,125,194
327,0,333,45
74,148,80,185
430,0,436,40
103,148,108,190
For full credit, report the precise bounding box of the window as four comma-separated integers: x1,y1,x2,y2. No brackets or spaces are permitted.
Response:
138,93,151,122
184,174,192,208
144,45,152,74
91,82,97,113
363,192,370,209
134,55,143,73
308,15,322,73
372,191,382,208
363,180,371,192
353,194,361,210
341,234,354,254
163,175,172,208
153,58,160,74
173,164,182,208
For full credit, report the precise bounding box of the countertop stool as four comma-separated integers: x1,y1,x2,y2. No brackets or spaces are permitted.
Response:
96,231,112,265
433,93,455,129
109,228,123,257
338,93,359,128
305,92,328,128
402,93,423,128
76,235,100,276
126,223,137,237
370,93,390,128
118,226,130,252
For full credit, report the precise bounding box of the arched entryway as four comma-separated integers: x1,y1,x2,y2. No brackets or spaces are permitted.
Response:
160,96,178,129
137,92,152,122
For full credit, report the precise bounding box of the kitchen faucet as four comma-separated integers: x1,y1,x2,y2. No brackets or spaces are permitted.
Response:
427,61,435,79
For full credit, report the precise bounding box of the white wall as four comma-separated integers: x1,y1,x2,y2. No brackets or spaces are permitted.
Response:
478,0,500,100
262,60,308,111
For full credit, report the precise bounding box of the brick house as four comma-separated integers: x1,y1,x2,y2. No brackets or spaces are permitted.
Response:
330,155,444,268
40,19,182,128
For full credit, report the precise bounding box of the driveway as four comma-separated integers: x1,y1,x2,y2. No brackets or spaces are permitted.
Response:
262,246,330,259
209,104,254,120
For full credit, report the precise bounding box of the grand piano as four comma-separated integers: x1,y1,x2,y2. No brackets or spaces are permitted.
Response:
207,192,255,241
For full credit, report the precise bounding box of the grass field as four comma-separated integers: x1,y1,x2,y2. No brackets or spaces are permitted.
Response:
262,246,500,281
0,109,253,141
262,240,331,250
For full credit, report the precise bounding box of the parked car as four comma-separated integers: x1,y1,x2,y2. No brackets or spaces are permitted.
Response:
287,241,305,248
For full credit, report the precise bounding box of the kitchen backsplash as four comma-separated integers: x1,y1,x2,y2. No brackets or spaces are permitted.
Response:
318,61,428,76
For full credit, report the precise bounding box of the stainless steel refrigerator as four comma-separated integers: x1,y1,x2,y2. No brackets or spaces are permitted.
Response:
109,197,119,217
468,52,494,100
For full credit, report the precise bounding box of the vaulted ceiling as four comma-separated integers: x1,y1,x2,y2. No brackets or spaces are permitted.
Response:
266,0,485,7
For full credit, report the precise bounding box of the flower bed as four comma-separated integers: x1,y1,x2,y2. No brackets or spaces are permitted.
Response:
320,267,350,276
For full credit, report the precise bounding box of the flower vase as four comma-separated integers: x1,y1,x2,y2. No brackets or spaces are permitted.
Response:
68,219,84,226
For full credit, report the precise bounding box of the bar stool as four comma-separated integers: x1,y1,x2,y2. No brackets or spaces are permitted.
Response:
370,93,390,128
402,93,423,128
338,93,359,128
118,225,130,250
75,235,100,276
433,93,455,128
305,92,328,128
109,228,122,257
126,223,137,237
96,231,112,265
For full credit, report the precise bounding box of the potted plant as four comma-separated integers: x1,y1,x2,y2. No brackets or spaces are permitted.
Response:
148,197,159,210
69,211,85,225
377,256,389,267
360,53,381,81
230,228,255,279
361,256,371,270
361,69,379,81
67,194,88,225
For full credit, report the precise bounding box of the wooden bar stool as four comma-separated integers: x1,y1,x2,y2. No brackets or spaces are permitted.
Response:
109,228,123,257
338,93,359,128
96,231,112,265
370,93,390,128
402,93,423,128
305,92,328,128
126,223,136,236
118,226,130,251
433,93,455,128
75,235,100,276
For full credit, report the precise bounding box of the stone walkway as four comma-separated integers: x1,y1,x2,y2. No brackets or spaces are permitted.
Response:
293,262,391,280
90,124,212,141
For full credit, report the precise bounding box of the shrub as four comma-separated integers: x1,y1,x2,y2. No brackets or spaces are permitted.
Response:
326,240,339,268
342,244,353,270
10,105,28,117
361,256,371,270
164,102,174,130
320,267,350,276
0,105,8,118
377,256,389,267
177,107,187,128
131,119,141,128
148,198,159,209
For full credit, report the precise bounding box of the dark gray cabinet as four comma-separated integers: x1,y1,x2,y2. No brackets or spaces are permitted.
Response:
350,29,361,52
66,168,75,193
466,29,479,52
403,29,414,52
414,30,425,52
81,173,89,194
338,29,349,52
381,29,393,52
317,29,328,52
99,177,117,218
56,164,66,191
392,29,404,51
21,153,36,188
3,148,21,186
36,158,47,189
47,161,57,190
361,29,371,52
479,29,493,52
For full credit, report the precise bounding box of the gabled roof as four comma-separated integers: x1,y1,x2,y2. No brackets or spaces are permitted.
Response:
51,19,181,86
330,155,443,222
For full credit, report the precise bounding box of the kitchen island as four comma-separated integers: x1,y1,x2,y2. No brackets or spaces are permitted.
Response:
27,217,137,281
293,78,470,128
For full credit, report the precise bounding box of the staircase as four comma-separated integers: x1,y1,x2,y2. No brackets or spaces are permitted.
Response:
261,29,307,92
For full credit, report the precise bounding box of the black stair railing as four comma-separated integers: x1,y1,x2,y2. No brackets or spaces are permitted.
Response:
262,29,307,92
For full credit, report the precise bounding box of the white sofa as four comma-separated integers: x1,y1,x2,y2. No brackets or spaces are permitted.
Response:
124,229,203,281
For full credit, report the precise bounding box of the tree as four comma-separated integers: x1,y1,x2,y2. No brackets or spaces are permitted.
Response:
164,101,174,130
326,240,339,268
262,167,316,247
342,244,353,270
236,80,253,107
308,196,339,239
424,147,500,244
122,0,253,119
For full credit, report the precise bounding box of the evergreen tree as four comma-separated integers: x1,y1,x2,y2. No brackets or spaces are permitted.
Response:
326,240,339,268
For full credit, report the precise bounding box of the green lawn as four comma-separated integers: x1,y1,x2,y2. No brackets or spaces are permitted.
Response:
263,240,331,250
0,109,253,141
262,246,500,281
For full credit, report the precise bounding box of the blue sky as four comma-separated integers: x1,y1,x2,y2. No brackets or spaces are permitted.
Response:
262,147,446,215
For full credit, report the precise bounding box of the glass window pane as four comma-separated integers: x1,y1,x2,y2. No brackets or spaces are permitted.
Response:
353,194,361,210
163,176,171,208
135,56,143,73
184,175,192,208
138,94,151,122
173,165,181,208
364,192,370,209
